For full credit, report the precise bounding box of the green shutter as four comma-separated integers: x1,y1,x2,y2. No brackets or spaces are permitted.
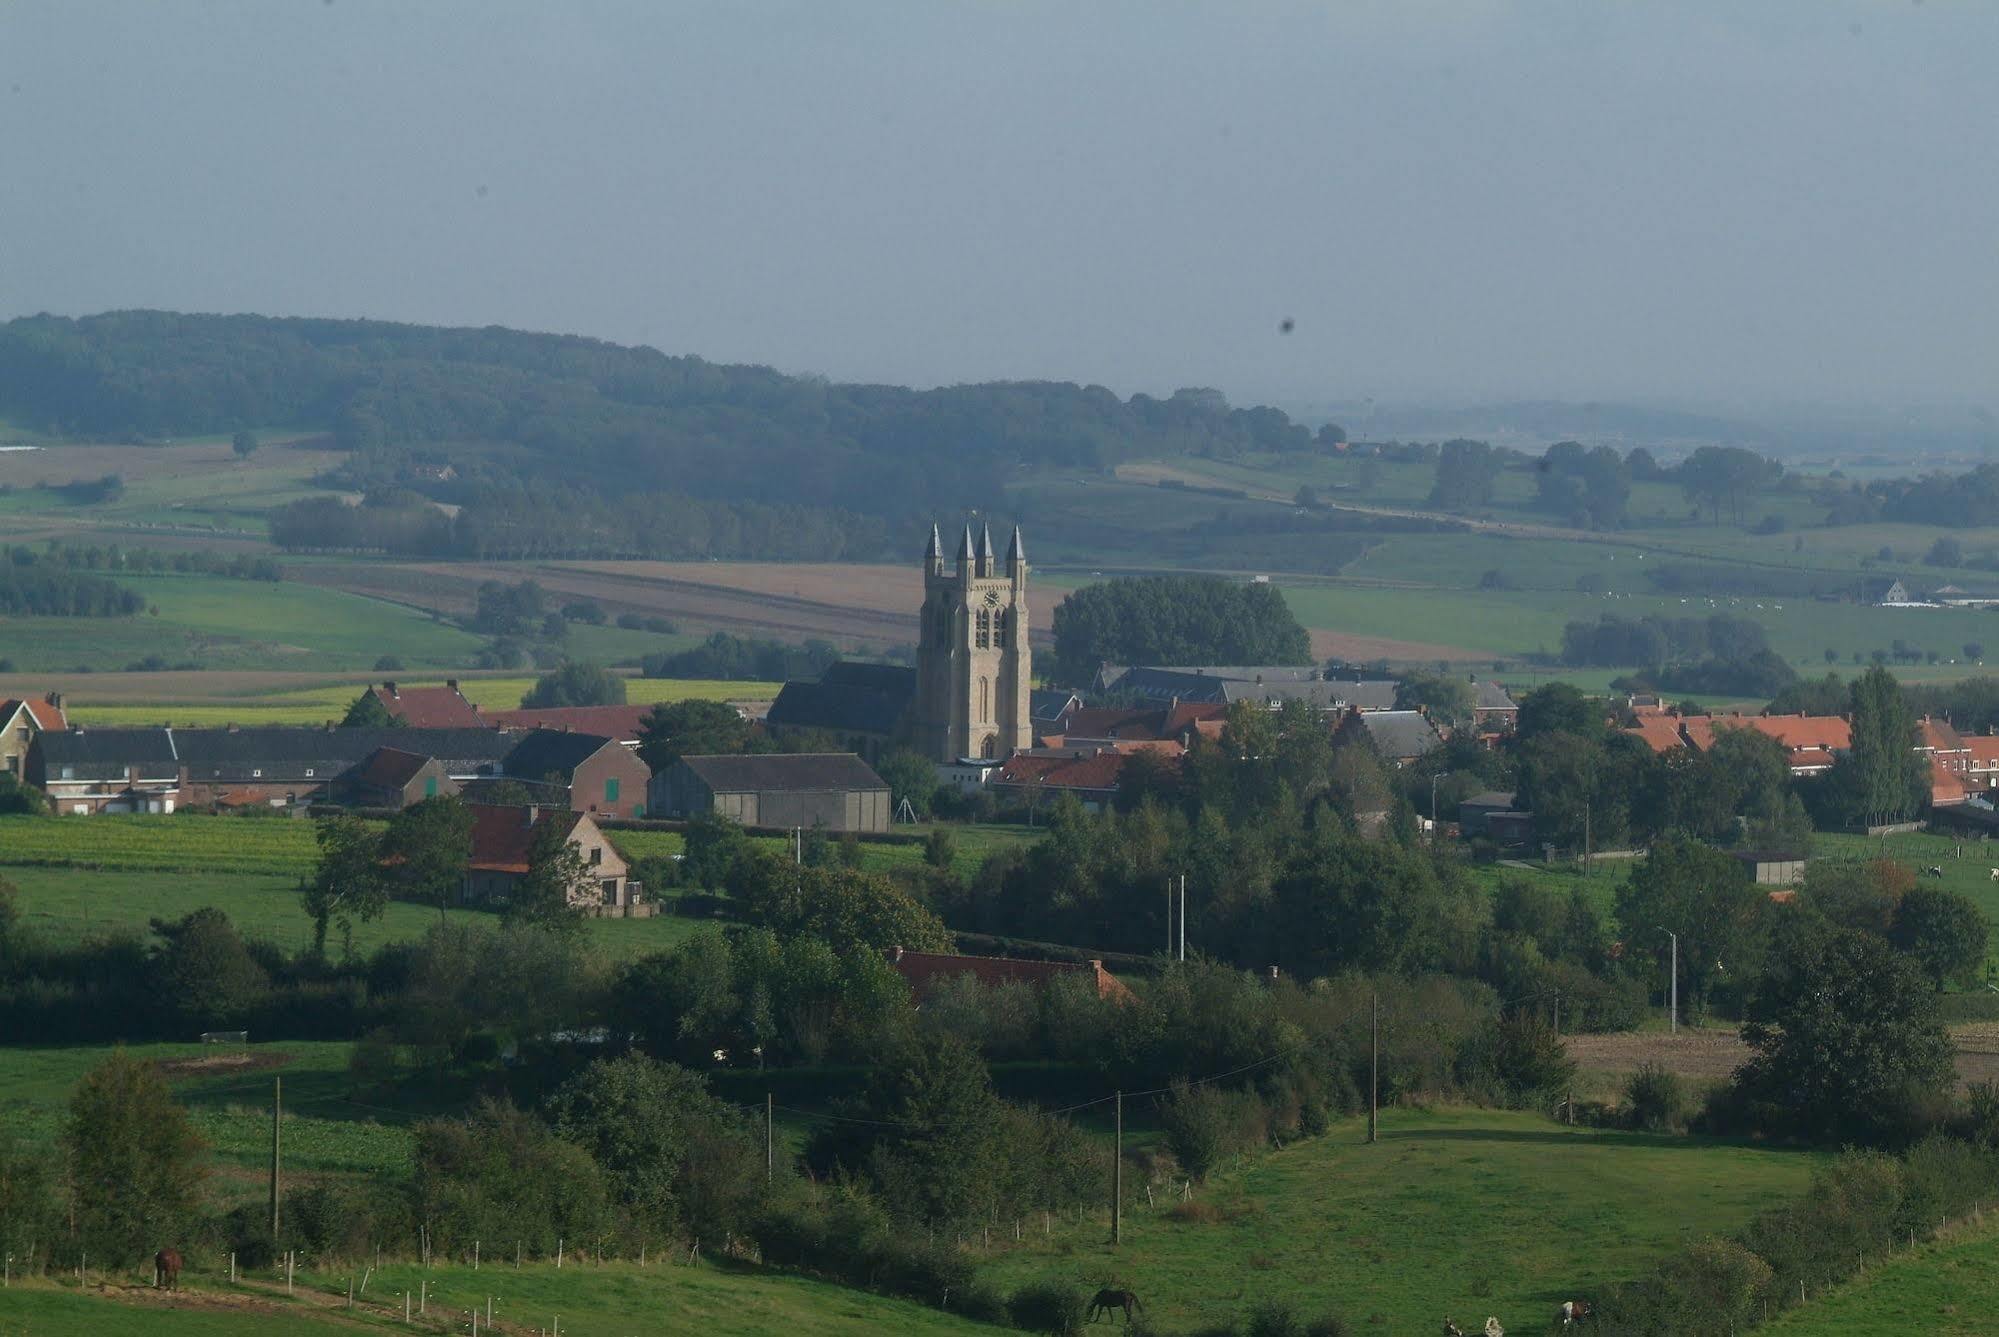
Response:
425,776,437,798
606,777,620,804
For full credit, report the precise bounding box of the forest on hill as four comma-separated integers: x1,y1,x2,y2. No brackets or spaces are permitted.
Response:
0,311,1343,537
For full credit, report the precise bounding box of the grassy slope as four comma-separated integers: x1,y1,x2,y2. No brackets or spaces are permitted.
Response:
1766,1215,1999,1336
976,1106,1819,1334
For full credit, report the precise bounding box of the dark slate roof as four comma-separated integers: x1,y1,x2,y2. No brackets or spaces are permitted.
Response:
1328,680,1400,711
34,727,180,778
345,747,435,790
502,730,618,783
1030,689,1082,727
1355,710,1445,760
1110,665,1328,705
817,662,918,698
1475,681,1517,711
675,752,888,794
1222,679,1350,709
175,727,511,779
1459,790,1518,810
765,681,908,736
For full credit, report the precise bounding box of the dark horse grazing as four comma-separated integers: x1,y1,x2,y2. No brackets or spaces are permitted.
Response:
154,1248,183,1291
1088,1289,1143,1323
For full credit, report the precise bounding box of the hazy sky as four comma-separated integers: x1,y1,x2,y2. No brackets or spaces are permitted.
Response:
4,1,1994,406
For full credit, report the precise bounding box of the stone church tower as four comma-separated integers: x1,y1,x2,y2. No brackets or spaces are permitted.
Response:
912,521,1032,762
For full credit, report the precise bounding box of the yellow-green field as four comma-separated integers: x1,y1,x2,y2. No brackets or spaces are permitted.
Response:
59,676,782,725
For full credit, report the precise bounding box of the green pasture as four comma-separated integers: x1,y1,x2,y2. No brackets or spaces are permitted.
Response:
1817,830,1999,963
0,1288,360,1335
977,1105,1820,1335
1767,1216,1999,1336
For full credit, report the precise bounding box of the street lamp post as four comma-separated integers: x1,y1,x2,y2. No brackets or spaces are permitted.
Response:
1657,927,1678,1034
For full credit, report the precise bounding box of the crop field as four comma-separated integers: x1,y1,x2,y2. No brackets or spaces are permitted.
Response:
975,1105,1821,1335
1766,1216,1999,1336
27,674,783,725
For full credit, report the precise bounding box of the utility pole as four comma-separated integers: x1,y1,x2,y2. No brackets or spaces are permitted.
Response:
1166,879,1173,955
1368,991,1379,1144
1111,1092,1123,1246
1583,799,1592,873
1178,875,1186,962
1430,772,1441,848
269,1076,281,1241
1658,927,1679,1033
765,1092,774,1182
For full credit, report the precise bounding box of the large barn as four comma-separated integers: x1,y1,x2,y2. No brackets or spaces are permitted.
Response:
648,752,892,833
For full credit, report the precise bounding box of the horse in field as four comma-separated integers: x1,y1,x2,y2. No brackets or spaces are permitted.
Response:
1088,1289,1143,1322
154,1247,183,1291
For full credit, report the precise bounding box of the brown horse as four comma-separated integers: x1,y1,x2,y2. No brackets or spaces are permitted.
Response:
154,1247,183,1291
1088,1288,1143,1323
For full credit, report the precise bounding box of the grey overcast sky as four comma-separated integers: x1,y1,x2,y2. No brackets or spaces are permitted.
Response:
2,1,1994,406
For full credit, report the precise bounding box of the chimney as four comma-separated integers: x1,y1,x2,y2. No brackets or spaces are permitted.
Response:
524,804,539,826
46,691,63,711
1268,965,1280,981
446,678,458,690
385,681,399,699
891,945,905,963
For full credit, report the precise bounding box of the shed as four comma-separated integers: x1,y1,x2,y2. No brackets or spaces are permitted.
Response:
649,752,891,833
1732,852,1808,886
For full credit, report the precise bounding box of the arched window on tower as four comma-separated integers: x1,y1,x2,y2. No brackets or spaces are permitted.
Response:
994,609,1009,648
937,600,953,647
980,733,998,759
978,676,990,722
975,609,991,648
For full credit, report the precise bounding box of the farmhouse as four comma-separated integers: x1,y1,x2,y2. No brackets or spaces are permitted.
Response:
28,726,181,814
1045,701,1226,750
1334,708,1444,767
460,803,642,916
333,746,457,809
496,729,650,819
991,749,1164,813
887,945,1134,1003
648,752,891,833
1681,714,1850,776
1,692,67,777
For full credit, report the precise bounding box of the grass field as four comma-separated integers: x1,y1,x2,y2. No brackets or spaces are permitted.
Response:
0,1259,990,1335
1765,1215,1999,1336
976,1105,1820,1335
1817,830,1999,976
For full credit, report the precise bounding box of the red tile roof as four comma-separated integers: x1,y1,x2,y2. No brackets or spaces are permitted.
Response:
467,804,581,874
888,947,1134,1003
1919,717,1968,755
486,704,652,744
4,696,69,731
995,749,1163,793
1061,702,1227,744
1930,757,1971,807
369,682,484,728
1683,713,1851,759
1626,715,1689,754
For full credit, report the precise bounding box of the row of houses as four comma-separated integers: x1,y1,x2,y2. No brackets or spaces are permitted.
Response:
1623,707,1999,808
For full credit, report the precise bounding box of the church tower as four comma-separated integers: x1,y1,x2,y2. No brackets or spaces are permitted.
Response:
913,520,1032,762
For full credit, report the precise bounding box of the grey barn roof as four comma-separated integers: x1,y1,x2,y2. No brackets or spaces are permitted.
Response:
175,727,512,778
675,752,888,794
34,727,180,778
1353,710,1445,759
1475,681,1517,711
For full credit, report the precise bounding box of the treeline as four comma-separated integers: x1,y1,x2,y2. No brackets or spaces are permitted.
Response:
0,547,143,616
0,312,1343,530
642,632,843,682
1048,574,1313,685
10,539,282,581
269,486,889,561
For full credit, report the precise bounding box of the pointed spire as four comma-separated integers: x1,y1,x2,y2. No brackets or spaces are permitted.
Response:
956,524,973,568
977,523,995,576
923,522,941,566
1006,525,1025,568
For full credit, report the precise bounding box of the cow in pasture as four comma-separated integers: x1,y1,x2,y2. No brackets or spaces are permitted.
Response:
1558,1299,1594,1326
1088,1289,1143,1323
154,1247,183,1291
1443,1322,1465,1337
1923,865,1945,878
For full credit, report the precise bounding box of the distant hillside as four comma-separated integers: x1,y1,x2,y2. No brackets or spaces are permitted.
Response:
0,311,1339,531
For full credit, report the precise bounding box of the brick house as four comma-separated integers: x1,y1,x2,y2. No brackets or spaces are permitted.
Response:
461,803,643,916
1,693,68,778
334,746,458,809
28,726,182,813
498,729,651,819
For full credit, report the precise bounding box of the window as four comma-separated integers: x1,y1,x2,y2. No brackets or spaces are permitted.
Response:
60,765,74,780
605,776,620,804
978,677,989,721
252,769,262,779
601,879,619,905
589,846,603,865
980,733,997,759
975,608,991,648
304,768,314,778
995,610,1008,648
424,776,438,798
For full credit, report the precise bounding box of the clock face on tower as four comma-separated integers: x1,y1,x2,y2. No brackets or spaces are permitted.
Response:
983,590,1001,608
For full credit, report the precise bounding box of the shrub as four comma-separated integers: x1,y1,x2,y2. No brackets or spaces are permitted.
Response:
1246,1300,1304,1337
1161,1083,1267,1181
1624,1061,1686,1132
1009,1279,1087,1335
